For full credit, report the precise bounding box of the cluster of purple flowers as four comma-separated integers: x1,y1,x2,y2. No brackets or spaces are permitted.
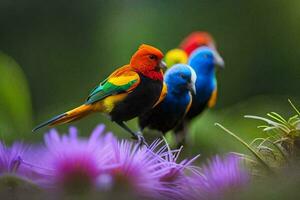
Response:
0,124,249,199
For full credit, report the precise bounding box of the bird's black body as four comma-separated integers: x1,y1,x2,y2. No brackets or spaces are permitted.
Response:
174,101,207,134
110,73,163,122
139,104,187,134
185,99,208,120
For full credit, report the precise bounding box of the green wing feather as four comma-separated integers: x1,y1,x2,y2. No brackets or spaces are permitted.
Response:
86,79,138,105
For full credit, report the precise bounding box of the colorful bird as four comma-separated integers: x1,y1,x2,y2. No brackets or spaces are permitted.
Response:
179,31,216,56
33,44,167,146
165,49,188,68
174,47,224,145
138,64,196,136
165,31,216,68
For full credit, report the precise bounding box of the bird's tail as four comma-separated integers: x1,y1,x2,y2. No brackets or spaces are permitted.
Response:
33,104,94,132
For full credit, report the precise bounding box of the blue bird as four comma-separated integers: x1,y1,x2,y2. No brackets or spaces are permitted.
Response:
174,47,224,144
138,64,197,134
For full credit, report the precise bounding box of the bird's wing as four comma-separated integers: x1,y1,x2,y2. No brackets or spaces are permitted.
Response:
152,82,168,108
207,88,217,108
86,65,140,104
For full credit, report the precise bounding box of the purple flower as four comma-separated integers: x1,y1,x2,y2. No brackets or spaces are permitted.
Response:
0,142,23,174
0,141,39,181
154,143,200,200
186,154,250,200
108,139,169,199
26,124,197,198
31,124,117,192
0,142,25,174
1,123,251,200
108,139,199,200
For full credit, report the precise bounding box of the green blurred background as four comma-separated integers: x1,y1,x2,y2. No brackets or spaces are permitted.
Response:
0,0,299,157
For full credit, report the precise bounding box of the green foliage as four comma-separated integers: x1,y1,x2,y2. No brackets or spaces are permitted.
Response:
245,99,300,158
216,100,300,176
0,52,33,142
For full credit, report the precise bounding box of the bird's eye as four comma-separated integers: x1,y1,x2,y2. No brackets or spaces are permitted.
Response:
149,55,157,60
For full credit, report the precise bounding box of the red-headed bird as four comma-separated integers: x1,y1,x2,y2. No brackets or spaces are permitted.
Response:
33,44,167,146
165,31,216,68
179,31,216,56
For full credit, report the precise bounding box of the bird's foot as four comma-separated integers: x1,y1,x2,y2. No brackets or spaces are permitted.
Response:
132,132,149,148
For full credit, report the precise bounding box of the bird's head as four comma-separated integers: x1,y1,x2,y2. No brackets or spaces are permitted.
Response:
130,44,166,80
164,49,188,69
165,64,197,95
188,47,224,75
180,31,216,56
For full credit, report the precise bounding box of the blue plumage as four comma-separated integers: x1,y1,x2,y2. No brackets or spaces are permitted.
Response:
174,47,224,145
186,47,223,118
138,64,196,134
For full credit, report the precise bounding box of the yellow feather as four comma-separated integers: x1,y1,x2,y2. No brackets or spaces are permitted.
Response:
93,93,128,113
184,93,193,115
153,82,168,108
165,49,188,68
208,88,218,108
108,71,140,86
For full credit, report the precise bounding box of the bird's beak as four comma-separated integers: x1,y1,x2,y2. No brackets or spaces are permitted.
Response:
213,51,225,69
159,60,167,71
187,82,196,95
